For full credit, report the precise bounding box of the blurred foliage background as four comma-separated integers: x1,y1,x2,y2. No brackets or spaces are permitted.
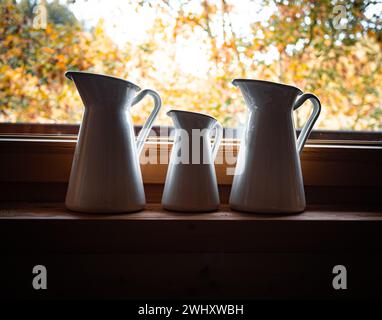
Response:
0,0,381,130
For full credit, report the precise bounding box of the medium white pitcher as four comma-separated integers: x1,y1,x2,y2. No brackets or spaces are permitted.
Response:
65,71,161,213
229,79,321,213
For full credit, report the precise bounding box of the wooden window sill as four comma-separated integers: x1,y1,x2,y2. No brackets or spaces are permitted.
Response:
1,202,382,299
2,202,382,221
1,202,382,253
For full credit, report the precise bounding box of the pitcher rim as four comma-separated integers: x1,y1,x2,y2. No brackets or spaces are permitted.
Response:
167,109,218,123
232,79,303,93
65,70,141,91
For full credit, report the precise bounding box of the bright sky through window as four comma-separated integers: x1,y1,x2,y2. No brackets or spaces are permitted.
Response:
1,0,381,129
68,0,278,77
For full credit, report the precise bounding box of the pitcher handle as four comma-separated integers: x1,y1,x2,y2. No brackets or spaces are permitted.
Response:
211,121,223,161
132,89,162,155
293,93,321,154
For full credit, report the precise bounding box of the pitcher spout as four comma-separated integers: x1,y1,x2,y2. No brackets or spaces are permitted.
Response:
65,71,140,90
167,110,218,131
65,71,140,110
232,79,302,110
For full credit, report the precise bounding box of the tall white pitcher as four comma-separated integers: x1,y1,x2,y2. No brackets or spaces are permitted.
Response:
229,79,321,213
65,71,161,213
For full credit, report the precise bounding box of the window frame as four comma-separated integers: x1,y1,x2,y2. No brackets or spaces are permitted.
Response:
1,123,382,206
1,123,382,146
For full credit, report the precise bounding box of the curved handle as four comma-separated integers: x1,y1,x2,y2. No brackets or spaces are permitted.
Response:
132,89,162,155
211,121,223,161
293,93,321,154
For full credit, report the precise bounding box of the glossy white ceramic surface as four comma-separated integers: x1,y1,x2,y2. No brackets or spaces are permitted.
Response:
229,79,321,213
162,110,223,212
65,71,161,213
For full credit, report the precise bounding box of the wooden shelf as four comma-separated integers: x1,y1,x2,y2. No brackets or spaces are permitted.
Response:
1,202,382,299
1,202,382,254
1,202,382,221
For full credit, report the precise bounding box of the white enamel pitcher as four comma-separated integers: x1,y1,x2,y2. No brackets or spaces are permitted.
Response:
229,79,321,213
162,110,223,212
65,71,161,213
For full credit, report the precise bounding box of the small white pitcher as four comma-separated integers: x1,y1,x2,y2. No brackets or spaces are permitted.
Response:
162,110,223,212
